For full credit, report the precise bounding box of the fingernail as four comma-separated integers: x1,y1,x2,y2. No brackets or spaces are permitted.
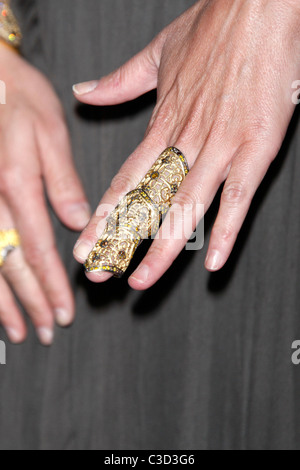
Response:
37,327,53,346
205,250,222,271
74,240,94,262
55,308,71,327
6,327,23,344
73,80,99,95
86,271,113,283
67,202,91,229
130,265,149,284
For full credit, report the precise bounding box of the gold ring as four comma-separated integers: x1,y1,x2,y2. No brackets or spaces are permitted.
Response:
0,229,21,268
85,147,189,277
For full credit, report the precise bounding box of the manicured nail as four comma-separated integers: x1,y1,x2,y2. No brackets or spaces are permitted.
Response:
74,240,94,262
55,308,71,327
86,271,113,282
130,265,149,284
67,202,91,229
6,327,23,344
205,250,222,271
73,80,99,96
37,327,53,346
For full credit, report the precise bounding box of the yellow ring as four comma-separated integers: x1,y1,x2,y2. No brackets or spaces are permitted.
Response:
0,229,21,267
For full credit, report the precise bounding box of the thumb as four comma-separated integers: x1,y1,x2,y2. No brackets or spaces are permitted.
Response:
73,41,161,106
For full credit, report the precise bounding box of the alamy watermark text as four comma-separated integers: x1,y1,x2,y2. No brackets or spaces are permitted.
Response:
0,80,6,105
0,340,6,365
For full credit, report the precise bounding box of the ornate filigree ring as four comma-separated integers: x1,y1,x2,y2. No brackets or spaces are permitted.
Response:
85,147,189,277
0,229,21,268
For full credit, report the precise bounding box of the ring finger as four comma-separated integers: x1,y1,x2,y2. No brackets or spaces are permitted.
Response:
0,197,54,345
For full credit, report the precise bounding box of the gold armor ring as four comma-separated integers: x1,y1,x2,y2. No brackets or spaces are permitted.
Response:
85,147,189,277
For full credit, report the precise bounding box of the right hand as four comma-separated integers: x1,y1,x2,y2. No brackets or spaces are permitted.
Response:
0,43,90,345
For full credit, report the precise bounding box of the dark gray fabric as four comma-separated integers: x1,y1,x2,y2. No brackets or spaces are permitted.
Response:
0,0,300,450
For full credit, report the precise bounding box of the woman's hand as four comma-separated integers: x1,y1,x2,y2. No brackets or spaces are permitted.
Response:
0,44,90,344
73,0,300,290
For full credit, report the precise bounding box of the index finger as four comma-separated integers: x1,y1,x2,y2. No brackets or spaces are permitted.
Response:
73,137,168,282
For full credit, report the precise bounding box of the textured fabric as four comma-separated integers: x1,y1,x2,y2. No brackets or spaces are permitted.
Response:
0,0,300,450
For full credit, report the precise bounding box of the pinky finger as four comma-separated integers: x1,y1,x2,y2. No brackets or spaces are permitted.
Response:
205,145,275,272
0,275,26,344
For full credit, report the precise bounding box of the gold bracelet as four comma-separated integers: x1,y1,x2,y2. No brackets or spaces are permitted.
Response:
0,1,22,49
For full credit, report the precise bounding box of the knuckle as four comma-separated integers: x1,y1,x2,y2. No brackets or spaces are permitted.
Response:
247,118,270,140
107,66,129,99
109,67,123,91
26,245,44,268
25,243,54,269
4,261,29,283
43,115,66,137
222,181,247,205
212,223,236,242
148,241,167,261
175,187,200,208
3,259,24,277
0,167,23,196
52,173,77,197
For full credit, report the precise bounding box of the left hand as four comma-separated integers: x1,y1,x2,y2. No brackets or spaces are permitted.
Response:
0,44,90,344
73,0,300,290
